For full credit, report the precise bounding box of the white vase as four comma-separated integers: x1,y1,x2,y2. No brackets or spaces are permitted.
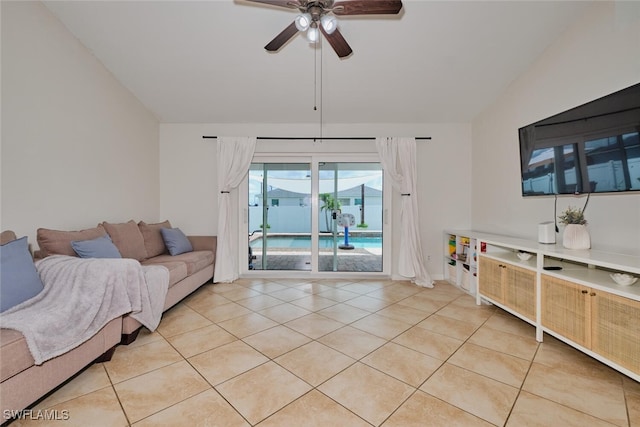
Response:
562,224,591,249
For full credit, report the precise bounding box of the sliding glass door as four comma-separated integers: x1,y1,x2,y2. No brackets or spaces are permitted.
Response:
318,162,383,272
245,157,386,275
248,163,312,271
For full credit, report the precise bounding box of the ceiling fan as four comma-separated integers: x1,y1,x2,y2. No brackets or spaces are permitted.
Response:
246,0,403,58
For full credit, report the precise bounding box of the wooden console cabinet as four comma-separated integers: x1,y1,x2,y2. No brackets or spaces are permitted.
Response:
542,274,640,374
479,257,536,322
445,229,640,381
541,274,591,347
591,291,640,374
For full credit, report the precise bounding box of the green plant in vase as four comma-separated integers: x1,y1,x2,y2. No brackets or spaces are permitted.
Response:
558,206,587,225
558,193,590,249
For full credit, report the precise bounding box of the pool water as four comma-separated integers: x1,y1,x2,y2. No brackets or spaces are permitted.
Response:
250,235,382,249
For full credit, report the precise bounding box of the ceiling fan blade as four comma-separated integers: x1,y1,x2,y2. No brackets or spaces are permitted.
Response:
333,0,402,15
320,27,353,58
265,21,299,52
244,0,301,10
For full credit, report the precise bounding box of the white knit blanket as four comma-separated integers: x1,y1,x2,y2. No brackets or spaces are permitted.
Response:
0,255,169,365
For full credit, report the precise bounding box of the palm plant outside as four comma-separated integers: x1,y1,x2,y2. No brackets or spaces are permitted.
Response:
320,193,341,232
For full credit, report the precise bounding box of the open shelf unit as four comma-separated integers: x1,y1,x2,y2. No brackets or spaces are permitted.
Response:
444,229,640,382
443,231,478,295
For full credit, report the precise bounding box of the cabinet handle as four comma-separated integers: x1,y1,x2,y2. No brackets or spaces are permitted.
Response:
581,290,588,294
590,292,596,297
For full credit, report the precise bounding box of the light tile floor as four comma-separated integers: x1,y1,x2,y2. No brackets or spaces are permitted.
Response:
12,279,640,426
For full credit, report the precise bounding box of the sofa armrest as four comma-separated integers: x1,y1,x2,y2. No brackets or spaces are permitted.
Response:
187,236,217,253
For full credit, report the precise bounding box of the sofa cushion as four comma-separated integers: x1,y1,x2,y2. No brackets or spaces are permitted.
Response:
144,251,213,275
0,329,33,382
37,226,106,257
1,237,45,313
102,220,147,261
138,220,171,258
160,228,193,256
71,235,122,259
0,230,17,245
140,260,188,287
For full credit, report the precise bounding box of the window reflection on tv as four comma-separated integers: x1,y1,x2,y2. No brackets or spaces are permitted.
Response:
522,144,578,195
519,83,640,196
584,132,640,192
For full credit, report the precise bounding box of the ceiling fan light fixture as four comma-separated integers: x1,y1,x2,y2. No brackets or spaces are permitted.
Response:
295,13,311,31
307,25,319,43
320,15,337,34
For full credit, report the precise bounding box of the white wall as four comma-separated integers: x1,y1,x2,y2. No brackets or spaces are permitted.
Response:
159,123,472,278
1,1,160,246
471,1,640,254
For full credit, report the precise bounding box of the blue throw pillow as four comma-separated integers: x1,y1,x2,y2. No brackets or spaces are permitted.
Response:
71,235,122,259
0,236,45,313
160,228,193,256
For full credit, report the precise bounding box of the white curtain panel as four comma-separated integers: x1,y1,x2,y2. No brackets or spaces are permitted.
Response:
376,137,434,288
214,137,257,283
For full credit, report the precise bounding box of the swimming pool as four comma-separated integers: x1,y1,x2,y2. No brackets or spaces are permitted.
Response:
250,235,382,249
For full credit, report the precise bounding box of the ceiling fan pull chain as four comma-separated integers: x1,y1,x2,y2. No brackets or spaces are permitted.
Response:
313,41,318,111
319,38,323,140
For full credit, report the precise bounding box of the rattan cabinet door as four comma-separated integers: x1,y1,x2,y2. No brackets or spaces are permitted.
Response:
541,274,591,348
479,257,504,304
504,264,536,322
591,291,640,375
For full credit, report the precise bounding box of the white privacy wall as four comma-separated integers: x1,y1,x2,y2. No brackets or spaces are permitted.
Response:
159,123,472,278
471,1,640,254
1,1,160,246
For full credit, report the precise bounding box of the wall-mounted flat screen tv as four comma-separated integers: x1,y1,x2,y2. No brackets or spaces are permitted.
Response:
519,83,640,196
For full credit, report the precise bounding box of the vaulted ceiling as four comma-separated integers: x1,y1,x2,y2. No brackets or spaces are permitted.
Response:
43,1,593,124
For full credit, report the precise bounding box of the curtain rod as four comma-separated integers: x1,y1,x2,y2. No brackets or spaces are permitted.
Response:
202,136,431,141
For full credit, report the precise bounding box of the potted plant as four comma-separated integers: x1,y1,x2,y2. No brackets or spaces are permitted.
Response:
558,206,587,225
558,194,590,249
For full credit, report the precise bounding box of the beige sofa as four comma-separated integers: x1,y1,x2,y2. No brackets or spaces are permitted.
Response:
0,230,123,420
35,220,217,344
1,221,216,417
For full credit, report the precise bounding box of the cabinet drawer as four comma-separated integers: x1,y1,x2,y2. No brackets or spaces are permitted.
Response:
504,264,536,322
478,257,504,303
591,291,640,374
541,275,591,348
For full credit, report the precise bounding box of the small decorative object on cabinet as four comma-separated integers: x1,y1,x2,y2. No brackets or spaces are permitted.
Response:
558,197,591,250
562,224,591,250
517,251,533,261
610,273,638,286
